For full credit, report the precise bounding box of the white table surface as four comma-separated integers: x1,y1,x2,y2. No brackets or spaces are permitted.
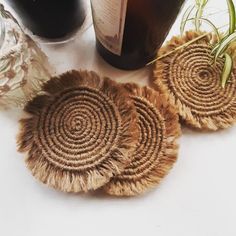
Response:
1,1,236,236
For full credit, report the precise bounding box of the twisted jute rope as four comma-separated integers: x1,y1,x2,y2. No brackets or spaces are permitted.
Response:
153,31,236,131
17,70,139,193
104,84,181,196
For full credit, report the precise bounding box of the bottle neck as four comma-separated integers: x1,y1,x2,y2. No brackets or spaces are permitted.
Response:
0,15,6,50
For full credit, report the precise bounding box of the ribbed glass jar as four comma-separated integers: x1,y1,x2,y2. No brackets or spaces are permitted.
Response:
0,4,52,108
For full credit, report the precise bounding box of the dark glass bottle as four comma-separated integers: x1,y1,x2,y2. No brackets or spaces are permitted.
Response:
9,0,86,39
91,0,185,70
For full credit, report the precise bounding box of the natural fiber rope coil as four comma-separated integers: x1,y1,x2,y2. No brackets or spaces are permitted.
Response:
153,31,236,130
104,84,181,196
17,70,138,193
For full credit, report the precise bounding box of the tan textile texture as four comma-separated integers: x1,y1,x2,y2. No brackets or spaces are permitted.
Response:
17,70,138,193
153,31,236,131
104,83,181,196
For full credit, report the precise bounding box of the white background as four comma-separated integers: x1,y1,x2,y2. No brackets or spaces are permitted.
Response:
1,0,236,236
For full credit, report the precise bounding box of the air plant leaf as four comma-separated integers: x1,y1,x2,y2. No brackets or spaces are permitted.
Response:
186,17,220,41
213,0,236,59
195,7,203,31
212,37,225,54
195,0,209,31
226,0,236,35
214,32,236,62
221,53,233,88
211,43,220,55
180,5,195,35
197,18,220,41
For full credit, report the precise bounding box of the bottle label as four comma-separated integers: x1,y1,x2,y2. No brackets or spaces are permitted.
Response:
91,0,128,56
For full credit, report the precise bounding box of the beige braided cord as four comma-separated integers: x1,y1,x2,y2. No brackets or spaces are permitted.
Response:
104,84,181,196
153,31,236,131
17,70,139,193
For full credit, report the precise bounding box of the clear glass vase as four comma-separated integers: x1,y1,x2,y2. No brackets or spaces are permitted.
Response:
0,3,52,108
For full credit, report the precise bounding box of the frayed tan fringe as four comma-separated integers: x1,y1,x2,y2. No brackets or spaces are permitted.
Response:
17,70,139,193
103,84,181,196
153,31,236,131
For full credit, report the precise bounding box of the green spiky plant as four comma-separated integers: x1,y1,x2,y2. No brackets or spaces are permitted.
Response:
148,0,236,88
181,0,236,88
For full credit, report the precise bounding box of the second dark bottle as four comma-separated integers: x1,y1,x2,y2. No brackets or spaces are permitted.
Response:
9,0,86,39
91,0,185,70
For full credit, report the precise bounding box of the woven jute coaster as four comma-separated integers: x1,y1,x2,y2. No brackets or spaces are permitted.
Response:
153,31,236,131
104,84,181,196
17,70,138,193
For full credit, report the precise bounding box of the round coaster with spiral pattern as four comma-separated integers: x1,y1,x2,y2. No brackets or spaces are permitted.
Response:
104,84,181,196
153,31,236,130
17,70,138,193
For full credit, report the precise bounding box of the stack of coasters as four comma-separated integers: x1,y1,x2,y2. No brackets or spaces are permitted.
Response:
153,31,236,131
17,70,181,196
104,84,181,196
17,71,138,193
